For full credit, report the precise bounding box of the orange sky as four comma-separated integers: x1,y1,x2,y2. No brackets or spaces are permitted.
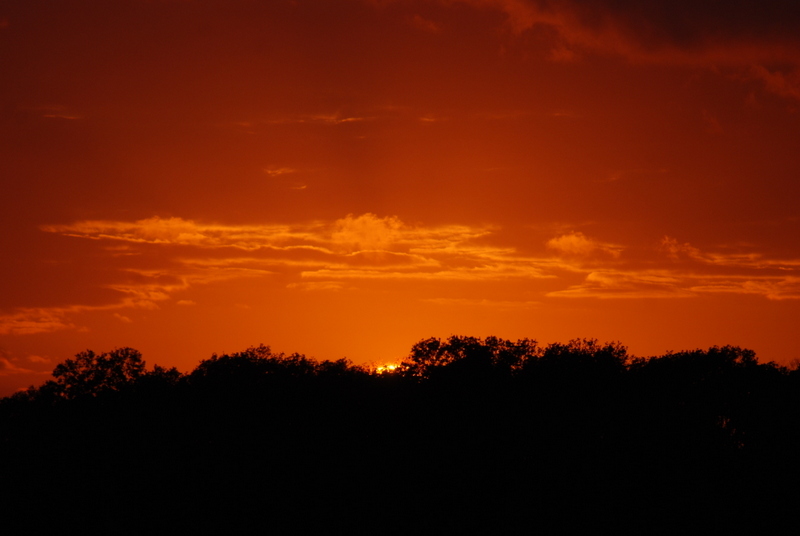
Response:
2,0,800,395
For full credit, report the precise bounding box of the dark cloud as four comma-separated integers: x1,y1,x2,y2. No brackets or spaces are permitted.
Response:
452,0,800,63
553,0,800,51
446,0,800,99
524,0,800,64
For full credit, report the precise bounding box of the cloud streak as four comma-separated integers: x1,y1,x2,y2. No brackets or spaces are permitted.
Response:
15,214,551,334
5,216,799,337
549,236,800,300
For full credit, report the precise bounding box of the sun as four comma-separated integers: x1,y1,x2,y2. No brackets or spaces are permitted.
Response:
374,364,399,374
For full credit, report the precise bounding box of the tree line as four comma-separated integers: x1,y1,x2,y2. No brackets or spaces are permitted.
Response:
2,336,800,534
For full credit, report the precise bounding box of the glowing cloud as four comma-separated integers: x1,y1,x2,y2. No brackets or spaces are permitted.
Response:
331,213,404,252
18,215,800,341
547,231,622,258
41,217,315,251
547,270,692,299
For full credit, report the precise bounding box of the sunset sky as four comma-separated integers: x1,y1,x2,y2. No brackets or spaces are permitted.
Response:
2,0,800,394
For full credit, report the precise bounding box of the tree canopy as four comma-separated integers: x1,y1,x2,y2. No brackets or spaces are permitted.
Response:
1,336,799,533
50,347,146,399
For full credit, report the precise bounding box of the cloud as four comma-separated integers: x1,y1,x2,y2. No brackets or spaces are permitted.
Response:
423,297,540,309
455,0,800,60
32,105,83,120
301,264,552,282
547,235,800,300
42,113,82,120
287,281,348,292
438,0,800,99
263,166,298,177
42,214,494,258
268,113,371,125
0,357,34,376
0,307,78,336
41,217,318,251
331,213,404,252
419,115,448,123
660,236,785,269
26,214,543,334
689,275,800,301
0,256,275,336
410,14,441,33
748,65,800,100
21,216,800,339
0,349,51,377
547,231,623,257
547,270,693,299
661,236,703,260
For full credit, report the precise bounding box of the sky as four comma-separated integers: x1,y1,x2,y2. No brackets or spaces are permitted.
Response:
2,0,800,394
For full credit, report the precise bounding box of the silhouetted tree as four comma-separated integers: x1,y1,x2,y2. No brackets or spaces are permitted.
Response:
188,344,321,389
51,347,145,399
130,364,184,398
534,338,629,377
399,335,540,380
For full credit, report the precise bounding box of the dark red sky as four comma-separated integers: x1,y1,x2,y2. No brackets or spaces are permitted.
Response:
2,0,800,394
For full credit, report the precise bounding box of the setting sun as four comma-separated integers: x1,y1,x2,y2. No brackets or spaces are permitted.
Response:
375,364,399,374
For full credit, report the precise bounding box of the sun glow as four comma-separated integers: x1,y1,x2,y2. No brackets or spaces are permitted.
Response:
374,364,399,375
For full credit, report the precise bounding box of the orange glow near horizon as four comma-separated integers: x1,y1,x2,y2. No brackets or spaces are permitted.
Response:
374,364,399,375
2,0,800,394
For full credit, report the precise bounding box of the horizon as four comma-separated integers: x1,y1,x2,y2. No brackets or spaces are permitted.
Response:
2,0,800,395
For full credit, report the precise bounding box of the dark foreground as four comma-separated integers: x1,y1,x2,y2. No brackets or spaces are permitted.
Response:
2,338,800,534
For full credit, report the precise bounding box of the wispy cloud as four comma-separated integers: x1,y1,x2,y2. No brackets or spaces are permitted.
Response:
549,236,800,300
553,271,800,301
423,297,541,309
20,214,546,334
287,281,349,292
410,14,441,33
0,357,34,376
32,105,83,120
9,216,800,337
0,349,51,378
547,231,623,258
268,113,371,125
0,305,92,336
41,217,320,251
547,270,694,299
263,166,299,177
